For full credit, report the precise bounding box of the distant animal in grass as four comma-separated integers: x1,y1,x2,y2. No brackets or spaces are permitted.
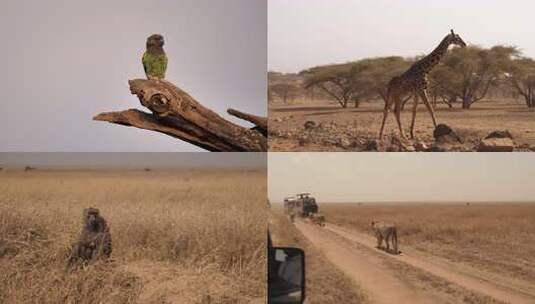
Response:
67,208,112,268
142,34,168,80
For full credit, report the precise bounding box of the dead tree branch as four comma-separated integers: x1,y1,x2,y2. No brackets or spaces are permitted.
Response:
94,79,266,151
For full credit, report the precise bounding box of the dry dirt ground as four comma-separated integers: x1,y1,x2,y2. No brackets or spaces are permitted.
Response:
269,206,369,304
0,169,266,304
269,99,535,151
291,203,535,304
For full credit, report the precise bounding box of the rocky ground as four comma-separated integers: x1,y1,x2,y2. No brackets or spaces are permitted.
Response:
269,117,535,152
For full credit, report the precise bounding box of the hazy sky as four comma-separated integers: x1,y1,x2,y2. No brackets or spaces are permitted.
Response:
269,0,535,73
0,0,266,152
269,153,535,203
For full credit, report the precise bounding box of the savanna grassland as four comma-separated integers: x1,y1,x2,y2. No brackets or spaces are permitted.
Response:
269,204,368,304
321,203,535,290
0,169,266,304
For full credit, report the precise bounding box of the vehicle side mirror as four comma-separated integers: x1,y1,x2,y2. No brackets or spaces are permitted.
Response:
268,247,305,304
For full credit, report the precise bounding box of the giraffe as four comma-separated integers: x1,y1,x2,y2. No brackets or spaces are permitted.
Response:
379,30,467,140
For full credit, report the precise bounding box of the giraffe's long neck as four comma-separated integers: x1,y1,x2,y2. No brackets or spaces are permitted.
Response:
416,36,451,74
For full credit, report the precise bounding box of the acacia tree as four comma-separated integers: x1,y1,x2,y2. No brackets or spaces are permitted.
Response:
301,62,370,108
507,57,535,107
301,57,414,108
356,56,412,104
269,83,299,104
430,45,518,109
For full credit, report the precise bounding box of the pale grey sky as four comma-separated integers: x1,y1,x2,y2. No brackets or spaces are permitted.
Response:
268,153,535,203
0,0,266,152
269,0,535,73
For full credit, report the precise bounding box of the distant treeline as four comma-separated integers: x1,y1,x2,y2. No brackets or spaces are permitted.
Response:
269,45,535,109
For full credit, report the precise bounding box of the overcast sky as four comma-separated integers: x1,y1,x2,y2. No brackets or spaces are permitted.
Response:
269,153,535,203
0,0,266,152
269,0,535,73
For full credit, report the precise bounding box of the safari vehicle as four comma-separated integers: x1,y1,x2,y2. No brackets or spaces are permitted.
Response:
284,193,319,217
268,231,306,304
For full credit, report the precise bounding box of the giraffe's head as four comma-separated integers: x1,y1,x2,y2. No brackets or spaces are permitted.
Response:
447,29,467,48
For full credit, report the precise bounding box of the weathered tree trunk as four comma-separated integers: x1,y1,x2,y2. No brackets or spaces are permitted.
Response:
462,97,472,109
94,79,267,152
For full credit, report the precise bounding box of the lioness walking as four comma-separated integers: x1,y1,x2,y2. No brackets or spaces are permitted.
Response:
371,221,399,254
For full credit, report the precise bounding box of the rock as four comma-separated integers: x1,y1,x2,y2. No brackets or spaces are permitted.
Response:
273,117,283,123
298,136,309,146
385,137,402,152
304,121,317,130
433,124,461,143
485,130,513,140
386,144,401,152
414,141,429,152
429,145,447,152
433,124,462,151
404,145,416,152
339,138,352,149
365,139,379,151
477,137,514,152
433,124,453,138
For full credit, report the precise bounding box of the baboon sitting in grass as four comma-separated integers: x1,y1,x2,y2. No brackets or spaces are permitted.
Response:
371,221,399,254
67,208,112,268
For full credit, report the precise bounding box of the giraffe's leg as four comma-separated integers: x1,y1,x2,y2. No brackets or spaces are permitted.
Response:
410,95,420,139
393,95,407,139
419,90,438,128
379,97,392,140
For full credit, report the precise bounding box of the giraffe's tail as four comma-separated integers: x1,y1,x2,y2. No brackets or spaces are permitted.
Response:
384,87,395,111
379,86,394,139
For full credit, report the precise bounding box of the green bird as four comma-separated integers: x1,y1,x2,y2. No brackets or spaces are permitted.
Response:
142,34,168,80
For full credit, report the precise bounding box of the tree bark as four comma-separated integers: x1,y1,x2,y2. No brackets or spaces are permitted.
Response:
462,98,472,109
94,79,266,152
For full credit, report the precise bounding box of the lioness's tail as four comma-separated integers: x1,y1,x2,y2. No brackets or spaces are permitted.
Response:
393,228,399,254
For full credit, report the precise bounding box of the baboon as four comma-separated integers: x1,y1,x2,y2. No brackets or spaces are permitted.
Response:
68,208,112,268
371,221,399,254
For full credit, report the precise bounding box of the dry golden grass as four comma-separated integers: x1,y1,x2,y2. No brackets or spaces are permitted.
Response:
269,205,368,304
321,202,535,284
0,169,266,304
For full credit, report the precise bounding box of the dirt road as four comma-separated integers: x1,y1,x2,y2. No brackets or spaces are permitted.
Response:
295,221,535,304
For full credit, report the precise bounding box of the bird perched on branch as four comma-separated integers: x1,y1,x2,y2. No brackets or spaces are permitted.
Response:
142,34,168,80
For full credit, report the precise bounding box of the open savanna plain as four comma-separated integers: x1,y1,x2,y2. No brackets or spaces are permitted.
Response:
0,169,266,304
269,99,535,151
298,202,535,303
